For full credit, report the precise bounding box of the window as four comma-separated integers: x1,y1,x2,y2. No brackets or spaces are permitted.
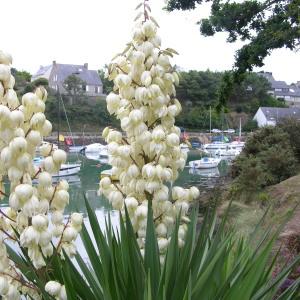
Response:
275,88,282,92
86,85,89,92
95,86,98,93
53,74,58,82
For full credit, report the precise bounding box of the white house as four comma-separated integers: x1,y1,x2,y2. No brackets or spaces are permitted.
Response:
253,107,300,127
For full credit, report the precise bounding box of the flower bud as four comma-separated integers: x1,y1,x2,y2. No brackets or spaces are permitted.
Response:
115,74,132,88
63,226,78,242
0,50,12,65
45,281,62,297
15,184,33,202
26,130,42,146
141,71,152,87
156,223,167,237
71,213,83,227
52,149,67,165
0,64,11,82
9,110,24,127
102,126,110,138
22,93,38,107
38,172,52,187
129,109,143,123
43,156,56,173
127,164,140,178
35,86,48,101
51,211,64,225
142,20,157,38
32,215,48,230
99,176,111,189
106,92,120,114
158,238,169,253
41,120,52,136
125,197,139,210
166,133,179,147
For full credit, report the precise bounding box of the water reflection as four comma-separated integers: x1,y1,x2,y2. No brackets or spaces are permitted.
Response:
188,167,220,177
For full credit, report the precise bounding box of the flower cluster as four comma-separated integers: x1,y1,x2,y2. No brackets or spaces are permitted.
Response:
99,3,200,255
0,49,82,298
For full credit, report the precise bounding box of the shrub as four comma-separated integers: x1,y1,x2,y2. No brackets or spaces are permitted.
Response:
232,126,297,194
278,118,300,161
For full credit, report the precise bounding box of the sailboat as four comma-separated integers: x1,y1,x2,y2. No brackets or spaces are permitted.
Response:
34,88,81,177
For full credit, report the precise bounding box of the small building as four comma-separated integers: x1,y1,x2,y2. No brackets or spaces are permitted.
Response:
32,61,103,97
253,107,300,127
257,72,300,106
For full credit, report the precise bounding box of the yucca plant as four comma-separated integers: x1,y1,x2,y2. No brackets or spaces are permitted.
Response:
8,198,299,300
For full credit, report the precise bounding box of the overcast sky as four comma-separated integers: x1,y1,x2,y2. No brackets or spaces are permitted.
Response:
1,0,299,83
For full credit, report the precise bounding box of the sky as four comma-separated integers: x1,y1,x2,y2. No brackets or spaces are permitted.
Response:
0,0,299,84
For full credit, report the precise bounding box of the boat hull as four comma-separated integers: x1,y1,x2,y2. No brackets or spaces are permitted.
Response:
189,158,220,169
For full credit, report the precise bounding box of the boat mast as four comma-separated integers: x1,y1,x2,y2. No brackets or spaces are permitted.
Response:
239,117,241,141
209,106,211,134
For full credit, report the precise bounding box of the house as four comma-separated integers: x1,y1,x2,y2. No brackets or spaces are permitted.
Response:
253,107,300,127
32,61,103,97
257,72,300,106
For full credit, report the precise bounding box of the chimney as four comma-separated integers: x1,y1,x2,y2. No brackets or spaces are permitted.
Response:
53,60,56,65
84,63,88,69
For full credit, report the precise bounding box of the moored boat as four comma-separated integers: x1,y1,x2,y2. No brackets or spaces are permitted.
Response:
33,157,81,177
188,157,221,169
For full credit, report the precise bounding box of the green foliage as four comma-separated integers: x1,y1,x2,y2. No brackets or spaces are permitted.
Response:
176,105,222,129
166,0,300,74
232,126,297,194
98,67,114,94
11,68,32,96
278,118,300,161
32,77,49,87
63,74,86,103
44,95,118,130
7,200,300,299
176,70,222,106
243,119,258,132
166,0,300,109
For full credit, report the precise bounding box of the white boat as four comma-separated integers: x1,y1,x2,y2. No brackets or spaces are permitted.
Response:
81,143,107,153
230,141,245,150
80,143,109,158
68,145,86,153
33,157,81,177
202,141,230,151
215,145,241,157
188,157,221,169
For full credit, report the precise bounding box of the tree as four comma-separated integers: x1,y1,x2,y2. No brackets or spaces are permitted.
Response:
166,0,300,108
11,68,32,95
63,74,86,104
98,67,114,94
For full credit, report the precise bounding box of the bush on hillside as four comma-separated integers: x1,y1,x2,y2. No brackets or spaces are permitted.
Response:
242,119,258,132
278,118,300,161
231,126,297,196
